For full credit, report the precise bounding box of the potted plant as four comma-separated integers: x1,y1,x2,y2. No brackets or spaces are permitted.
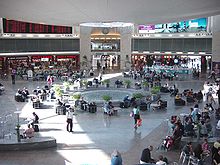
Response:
142,81,149,91
63,82,70,91
102,95,112,102
132,93,144,107
151,86,161,101
71,93,81,107
132,93,144,99
124,79,131,88
102,79,110,88
54,85,63,98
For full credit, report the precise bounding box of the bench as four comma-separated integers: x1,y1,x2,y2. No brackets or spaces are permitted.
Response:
0,137,57,151
181,137,217,147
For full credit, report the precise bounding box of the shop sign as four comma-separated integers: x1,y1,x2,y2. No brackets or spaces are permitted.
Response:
32,55,52,59
56,55,76,59
7,56,28,60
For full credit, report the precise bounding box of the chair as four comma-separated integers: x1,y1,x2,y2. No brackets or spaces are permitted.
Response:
187,156,200,165
179,151,190,165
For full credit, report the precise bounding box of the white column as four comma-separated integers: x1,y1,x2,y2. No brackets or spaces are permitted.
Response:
0,18,3,35
120,26,133,70
80,26,91,70
212,15,220,74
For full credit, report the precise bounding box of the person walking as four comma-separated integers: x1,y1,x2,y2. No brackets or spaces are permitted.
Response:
66,108,74,132
133,105,140,129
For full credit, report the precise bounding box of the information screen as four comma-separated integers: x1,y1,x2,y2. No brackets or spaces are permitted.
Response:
3,18,72,34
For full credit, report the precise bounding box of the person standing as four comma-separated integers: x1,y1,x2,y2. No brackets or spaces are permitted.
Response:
11,68,16,85
32,112,39,124
216,88,220,105
66,108,74,132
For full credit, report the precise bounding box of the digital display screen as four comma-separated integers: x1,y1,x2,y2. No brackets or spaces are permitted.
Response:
3,18,72,34
139,18,207,34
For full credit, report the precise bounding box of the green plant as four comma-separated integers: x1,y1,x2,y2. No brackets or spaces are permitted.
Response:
132,93,144,99
142,81,149,87
151,86,161,95
72,93,81,100
82,80,88,86
54,85,63,97
63,82,70,89
102,79,110,84
124,79,131,85
102,95,112,102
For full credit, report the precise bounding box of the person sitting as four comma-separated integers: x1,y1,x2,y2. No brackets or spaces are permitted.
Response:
200,121,208,138
23,124,34,138
213,147,220,165
111,149,122,165
123,95,130,103
21,87,30,99
140,145,155,164
57,99,64,106
15,89,26,101
182,142,193,156
196,90,203,102
174,94,186,106
172,122,183,147
184,118,195,137
156,155,167,165
202,138,210,156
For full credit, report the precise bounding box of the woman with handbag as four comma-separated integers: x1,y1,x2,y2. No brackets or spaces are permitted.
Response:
133,105,140,129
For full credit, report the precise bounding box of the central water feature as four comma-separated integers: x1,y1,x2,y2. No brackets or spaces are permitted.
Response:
81,89,135,103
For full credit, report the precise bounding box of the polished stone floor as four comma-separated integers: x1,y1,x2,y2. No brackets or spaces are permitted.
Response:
0,73,217,165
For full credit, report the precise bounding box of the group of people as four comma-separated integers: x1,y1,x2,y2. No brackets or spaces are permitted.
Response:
15,87,30,101
181,139,220,165
22,112,39,139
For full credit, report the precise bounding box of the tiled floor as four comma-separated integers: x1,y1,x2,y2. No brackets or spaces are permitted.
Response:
0,73,216,165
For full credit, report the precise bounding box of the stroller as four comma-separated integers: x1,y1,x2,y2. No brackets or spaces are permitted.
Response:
158,136,174,151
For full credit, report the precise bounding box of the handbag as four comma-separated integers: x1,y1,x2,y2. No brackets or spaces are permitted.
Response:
137,118,142,127
130,111,134,117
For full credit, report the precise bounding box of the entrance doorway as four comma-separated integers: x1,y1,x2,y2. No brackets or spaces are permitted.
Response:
92,53,120,71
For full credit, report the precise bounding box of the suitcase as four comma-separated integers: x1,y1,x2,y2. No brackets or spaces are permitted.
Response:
34,125,39,132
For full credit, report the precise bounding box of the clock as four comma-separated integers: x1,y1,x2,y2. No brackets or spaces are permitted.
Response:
102,28,109,34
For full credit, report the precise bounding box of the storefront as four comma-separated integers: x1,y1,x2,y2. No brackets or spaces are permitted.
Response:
31,55,54,75
55,55,79,71
131,54,211,73
92,52,120,70
0,57,4,74
6,56,29,76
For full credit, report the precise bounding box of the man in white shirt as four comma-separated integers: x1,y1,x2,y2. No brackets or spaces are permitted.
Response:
66,108,74,132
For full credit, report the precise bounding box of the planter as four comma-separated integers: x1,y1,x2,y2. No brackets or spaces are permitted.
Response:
106,83,110,88
126,84,131,88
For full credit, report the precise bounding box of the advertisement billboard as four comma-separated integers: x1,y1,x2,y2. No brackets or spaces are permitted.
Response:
138,25,155,33
139,18,207,34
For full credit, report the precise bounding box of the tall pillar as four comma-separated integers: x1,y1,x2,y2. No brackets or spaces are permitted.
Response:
212,15,220,75
80,26,91,70
120,26,133,71
0,18,3,35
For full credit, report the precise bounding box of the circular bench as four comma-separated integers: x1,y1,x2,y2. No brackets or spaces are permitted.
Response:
0,137,57,151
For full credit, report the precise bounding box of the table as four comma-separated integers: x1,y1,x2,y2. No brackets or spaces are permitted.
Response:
113,107,121,115
150,103,160,111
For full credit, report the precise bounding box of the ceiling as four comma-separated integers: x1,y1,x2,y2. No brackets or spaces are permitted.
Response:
0,0,220,27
